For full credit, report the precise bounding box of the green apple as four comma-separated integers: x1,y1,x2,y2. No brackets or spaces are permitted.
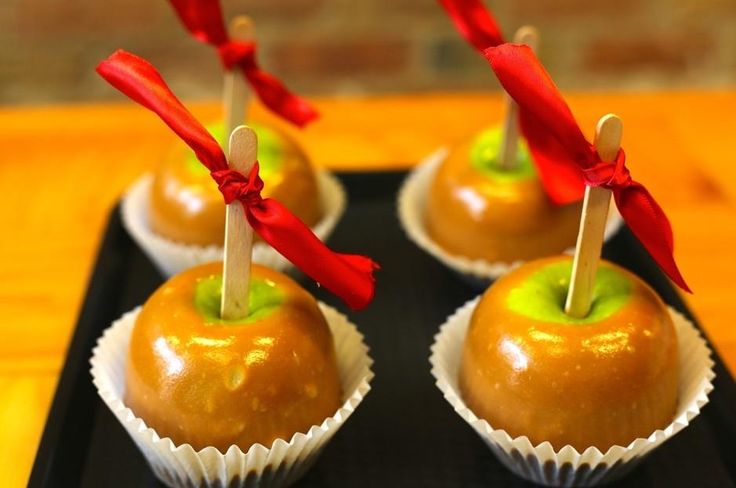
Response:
470,126,535,181
507,258,632,324
126,262,342,452
460,255,678,451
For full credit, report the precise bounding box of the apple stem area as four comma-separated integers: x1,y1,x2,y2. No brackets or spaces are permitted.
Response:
564,114,623,318
497,25,539,172
223,16,254,137
220,126,258,321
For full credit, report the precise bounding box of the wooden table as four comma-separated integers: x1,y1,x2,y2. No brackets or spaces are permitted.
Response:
2,91,735,487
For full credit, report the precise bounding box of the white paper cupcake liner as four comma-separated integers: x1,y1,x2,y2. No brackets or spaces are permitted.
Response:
398,149,625,285
122,171,346,277
430,298,716,487
91,303,373,488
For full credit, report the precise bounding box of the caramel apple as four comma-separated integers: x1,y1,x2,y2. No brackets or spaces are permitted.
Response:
95,46,379,488
149,122,321,246
426,127,582,263
125,262,342,452
459,255,678,451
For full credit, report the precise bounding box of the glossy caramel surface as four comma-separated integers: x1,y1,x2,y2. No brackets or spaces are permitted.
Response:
125,263,341,452
460,256,679,451
426,135,581,263
149,124,321,246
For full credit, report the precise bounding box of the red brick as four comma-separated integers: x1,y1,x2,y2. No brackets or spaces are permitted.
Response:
268,38,411,77
365,0,445,15
1,0,733,104
226,0,323,18
511,0,643,18
583,34,713,72
430,37,487,74
16,0,165,36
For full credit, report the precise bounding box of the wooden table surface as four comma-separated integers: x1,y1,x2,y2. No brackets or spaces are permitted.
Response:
1,91,735,486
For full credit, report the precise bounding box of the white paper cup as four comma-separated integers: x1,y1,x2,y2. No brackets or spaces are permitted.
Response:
430,298,715,487
91,304,373,488
398,149,624,285
122,171,346,277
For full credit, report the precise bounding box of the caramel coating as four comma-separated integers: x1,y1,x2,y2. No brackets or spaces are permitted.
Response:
426,137,581,262
460,256,679,451
149,125,321,246
125,263,342,452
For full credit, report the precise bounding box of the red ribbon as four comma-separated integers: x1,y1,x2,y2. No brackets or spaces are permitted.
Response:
484,44,690,292
97,50,378,309
438,0,585,204
438,0,504,51
168,0,318,127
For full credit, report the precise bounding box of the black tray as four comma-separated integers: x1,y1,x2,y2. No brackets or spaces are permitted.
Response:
29,171,736,487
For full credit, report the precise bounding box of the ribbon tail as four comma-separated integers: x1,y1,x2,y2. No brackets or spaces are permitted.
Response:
438,0,505,52
168,0,230,46
484,44,588,204
96,50,228,172
614,183,691,293
518,107,585,204
243,69,319,128
484,44,689,292
245,199,378,309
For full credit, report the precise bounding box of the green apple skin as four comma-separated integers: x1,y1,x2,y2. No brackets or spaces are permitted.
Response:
470,126,535,181
193,271,284,325
506,258,632,324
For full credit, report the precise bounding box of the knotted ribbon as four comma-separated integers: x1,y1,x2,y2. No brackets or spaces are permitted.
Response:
438,0,585,204
484,44,690,292
97,50,377,309
168,0,318,127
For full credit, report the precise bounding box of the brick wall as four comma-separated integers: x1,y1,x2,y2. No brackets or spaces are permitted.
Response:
1,0,734,104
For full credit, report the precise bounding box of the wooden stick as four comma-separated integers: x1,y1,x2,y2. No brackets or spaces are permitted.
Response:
220,126,258,320
223,16,254,137
564,114,623,318
498,25,539,171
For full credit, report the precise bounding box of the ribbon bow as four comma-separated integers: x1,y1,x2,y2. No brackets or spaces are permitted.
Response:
210,164,264,206
168,0,318,127
438,0,585,204
582,150,632,189
484,44,690,292
97,50,377,309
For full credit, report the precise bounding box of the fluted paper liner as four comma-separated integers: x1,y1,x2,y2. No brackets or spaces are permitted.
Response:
430,298,715,487
91,304,373,488
122,171,346,277
399,149,624,283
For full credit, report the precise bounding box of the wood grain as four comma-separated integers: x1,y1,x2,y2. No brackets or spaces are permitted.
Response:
1,91,735,487
221,126,257,320
223,16,254,135
498,25,539,171
565,114,621,317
